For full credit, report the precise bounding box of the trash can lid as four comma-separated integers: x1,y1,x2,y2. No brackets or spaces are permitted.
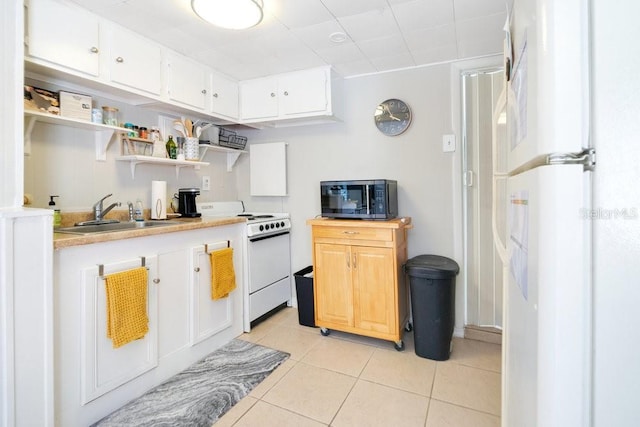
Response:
404,255,460,279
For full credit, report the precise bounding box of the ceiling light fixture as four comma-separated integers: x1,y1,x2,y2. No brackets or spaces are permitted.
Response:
191,0,264,30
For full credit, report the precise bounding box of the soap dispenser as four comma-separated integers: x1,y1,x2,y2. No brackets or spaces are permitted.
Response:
49,195,61,228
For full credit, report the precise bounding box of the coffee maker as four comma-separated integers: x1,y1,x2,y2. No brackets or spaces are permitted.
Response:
177,188,201,218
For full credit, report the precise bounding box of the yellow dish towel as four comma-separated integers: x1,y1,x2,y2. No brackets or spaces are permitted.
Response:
210,247,236,300
105,267,149,349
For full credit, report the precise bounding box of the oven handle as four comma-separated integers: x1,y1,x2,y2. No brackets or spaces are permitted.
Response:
249,231,290,243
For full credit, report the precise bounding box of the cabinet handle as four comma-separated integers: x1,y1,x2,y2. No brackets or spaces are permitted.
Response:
213,93,219,98
343,231,359,235
90,46,99,54
194,267,200,272
346,256,350,269
283,91,289,96
115,57,124,63
153,278,160,284
201,89,207,94
353,254,357,269
270,92,276,97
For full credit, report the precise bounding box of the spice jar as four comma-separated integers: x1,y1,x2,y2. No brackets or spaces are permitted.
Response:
139,127,148,139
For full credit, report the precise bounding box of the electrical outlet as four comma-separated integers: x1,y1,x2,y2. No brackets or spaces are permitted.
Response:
442,134,456,152
202,176,211,191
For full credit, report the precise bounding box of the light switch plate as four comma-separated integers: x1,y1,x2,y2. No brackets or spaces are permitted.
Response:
202,176,211,191
443,134,456,152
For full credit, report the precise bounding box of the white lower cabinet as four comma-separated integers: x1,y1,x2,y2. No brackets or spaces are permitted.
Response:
190,243,234,345
54,224,244,426
80,256,159,405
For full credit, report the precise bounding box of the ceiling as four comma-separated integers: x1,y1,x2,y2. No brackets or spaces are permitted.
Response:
69,0,507,81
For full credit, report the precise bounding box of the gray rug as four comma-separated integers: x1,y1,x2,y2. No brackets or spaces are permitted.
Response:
93,339,290,426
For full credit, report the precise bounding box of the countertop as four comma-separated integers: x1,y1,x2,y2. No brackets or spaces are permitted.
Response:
53,216,246,249
306,217,412,228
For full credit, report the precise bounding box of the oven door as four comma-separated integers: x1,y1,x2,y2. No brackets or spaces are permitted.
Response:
247,231,291,294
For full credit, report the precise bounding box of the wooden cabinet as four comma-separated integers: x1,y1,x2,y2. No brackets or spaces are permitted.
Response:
27,0,101,77
240,66,341,123
308,218,411,349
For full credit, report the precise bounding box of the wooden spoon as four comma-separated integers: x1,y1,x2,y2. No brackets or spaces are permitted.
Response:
185,119,193,137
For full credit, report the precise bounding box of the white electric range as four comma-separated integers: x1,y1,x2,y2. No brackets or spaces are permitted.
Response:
197,201,292,331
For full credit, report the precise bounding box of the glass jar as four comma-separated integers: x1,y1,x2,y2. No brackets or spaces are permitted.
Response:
139,127,148,139
102,106,119,126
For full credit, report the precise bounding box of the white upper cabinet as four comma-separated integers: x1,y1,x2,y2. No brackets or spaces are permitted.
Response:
210,73,239,120
279,67,328,116
239,66,341,124
167,52,209,110
239,76,279,120
107,25,162,96
26,0,101,77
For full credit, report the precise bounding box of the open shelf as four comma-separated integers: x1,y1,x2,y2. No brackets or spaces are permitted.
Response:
116,155,209,179
24,109,128,160
198,144,247,171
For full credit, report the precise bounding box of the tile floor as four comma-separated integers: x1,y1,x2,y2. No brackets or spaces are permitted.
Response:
215,308,501,427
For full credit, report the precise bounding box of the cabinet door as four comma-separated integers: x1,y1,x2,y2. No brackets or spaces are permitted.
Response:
279,68,328,116
239,76,278,120
157,249,190,358
352,246,396,334
314,243,353,326
109,25,162,95
211,72,239,119
167,52,209,110
80,255,159,404
190,244,234,345
27,0,100,76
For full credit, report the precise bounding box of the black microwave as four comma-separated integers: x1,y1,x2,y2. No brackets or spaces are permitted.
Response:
320,179,398,220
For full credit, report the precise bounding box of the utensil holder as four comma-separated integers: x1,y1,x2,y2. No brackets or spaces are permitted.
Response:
185,137,199,161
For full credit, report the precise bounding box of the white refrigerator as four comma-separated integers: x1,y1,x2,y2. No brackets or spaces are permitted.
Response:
494,0,593,425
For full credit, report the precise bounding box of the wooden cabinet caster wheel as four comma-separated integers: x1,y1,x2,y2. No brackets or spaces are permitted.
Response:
320,328,331,336
394,340,405,351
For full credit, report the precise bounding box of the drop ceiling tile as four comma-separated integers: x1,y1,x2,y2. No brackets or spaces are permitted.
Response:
370,52,416,72
320,0,389,18
456,12,505,47
356,34,410,60
314,43,366,64
338,8,400,42
453,0,507,21
332,59,377,77
270,0,333,28
403,23,457,51
291,20,350,50
391,0,455,31
411,44,459,65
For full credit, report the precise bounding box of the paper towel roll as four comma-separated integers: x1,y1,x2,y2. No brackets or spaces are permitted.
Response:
151,181,167,219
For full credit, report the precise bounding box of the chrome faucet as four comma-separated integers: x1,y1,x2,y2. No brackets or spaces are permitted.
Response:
93,193,120,223
127,201,135,222
74,194,122,226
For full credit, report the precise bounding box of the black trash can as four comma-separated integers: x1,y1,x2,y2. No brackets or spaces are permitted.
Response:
294,266,316,327
404,255,460,361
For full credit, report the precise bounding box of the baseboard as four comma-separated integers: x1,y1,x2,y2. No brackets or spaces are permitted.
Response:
464,325,502,345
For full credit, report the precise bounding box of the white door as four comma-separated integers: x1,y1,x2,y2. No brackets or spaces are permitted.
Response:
462,69,504,330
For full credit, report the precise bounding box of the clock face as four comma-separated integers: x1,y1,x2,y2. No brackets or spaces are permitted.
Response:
374,98,412,136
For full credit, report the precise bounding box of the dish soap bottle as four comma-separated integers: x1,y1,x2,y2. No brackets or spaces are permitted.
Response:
49,195,61,228
166,135,177,160
134,199,144,221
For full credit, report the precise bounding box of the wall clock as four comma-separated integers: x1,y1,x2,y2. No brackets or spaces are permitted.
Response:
374,98,412,136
